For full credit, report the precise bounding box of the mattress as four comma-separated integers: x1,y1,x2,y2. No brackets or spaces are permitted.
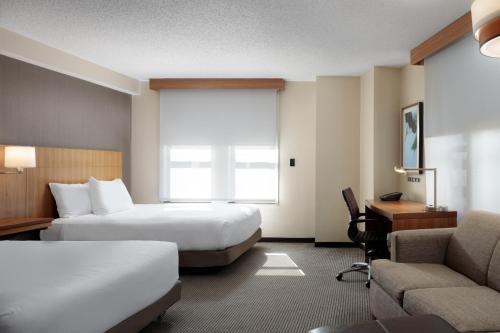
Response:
41,203,262,251
0,241,178,333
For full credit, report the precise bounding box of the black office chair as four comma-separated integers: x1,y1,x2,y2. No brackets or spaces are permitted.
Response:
336,187,389,288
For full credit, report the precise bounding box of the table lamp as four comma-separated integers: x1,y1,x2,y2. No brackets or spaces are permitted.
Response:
1,146,37,174
394,166,437,211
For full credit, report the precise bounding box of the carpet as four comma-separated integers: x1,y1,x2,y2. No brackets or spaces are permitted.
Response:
142,242,370,333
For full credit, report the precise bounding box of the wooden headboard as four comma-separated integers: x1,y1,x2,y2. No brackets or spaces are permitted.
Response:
0,145,122,218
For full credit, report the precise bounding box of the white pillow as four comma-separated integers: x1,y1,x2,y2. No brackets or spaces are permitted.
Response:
88,177,134,215
49,183,92,218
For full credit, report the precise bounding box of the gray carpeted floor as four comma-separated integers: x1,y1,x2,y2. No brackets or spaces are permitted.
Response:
142,243,370,333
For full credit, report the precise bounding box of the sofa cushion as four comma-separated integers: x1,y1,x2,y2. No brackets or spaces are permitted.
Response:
446,211,500,285
371,259,476,303
403,287,500,333
488,241,500,292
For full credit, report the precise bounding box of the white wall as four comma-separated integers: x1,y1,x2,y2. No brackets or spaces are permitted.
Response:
360,69,375,204
258,82,316,238
360,67,401,204
315,76,360,242
0,28,140,95
373,67,401,198
131,81,317,238
425,35,500,217
131,82,160,203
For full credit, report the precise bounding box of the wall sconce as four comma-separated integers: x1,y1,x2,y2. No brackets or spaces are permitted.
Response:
472,0,500,57
394,166,437,211
1,146,37,174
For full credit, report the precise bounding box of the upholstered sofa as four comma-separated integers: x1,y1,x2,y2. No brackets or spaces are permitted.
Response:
370,211,500,333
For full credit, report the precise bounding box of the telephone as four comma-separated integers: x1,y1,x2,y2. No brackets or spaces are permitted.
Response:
379,192,403,201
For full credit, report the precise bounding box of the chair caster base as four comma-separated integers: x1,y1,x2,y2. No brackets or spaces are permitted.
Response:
336,273,343,281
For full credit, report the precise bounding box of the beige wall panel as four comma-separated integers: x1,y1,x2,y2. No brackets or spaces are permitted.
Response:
315,76,360,242
360,69,375,205
399,65,426,202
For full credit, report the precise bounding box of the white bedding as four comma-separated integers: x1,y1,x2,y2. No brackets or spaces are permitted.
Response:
41,203,262,251
0,241,178,333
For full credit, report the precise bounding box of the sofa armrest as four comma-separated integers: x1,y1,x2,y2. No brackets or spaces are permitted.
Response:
391,228,456,264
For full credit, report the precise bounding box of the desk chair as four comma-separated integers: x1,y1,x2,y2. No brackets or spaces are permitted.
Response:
336,188,389,288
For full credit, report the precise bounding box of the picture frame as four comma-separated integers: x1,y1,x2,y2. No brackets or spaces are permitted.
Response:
401,102,423,170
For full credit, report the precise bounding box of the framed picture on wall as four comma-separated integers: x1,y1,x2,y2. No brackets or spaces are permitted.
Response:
401,102,423,169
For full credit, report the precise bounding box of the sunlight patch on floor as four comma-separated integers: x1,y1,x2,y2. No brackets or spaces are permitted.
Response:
255,253,305,276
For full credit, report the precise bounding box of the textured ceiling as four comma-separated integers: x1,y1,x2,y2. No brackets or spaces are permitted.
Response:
0,0,471,81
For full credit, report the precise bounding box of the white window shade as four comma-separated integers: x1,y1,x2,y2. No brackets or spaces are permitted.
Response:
160,89,278,202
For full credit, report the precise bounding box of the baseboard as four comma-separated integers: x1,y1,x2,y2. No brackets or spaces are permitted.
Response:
260,237,315,243
314,242,359,248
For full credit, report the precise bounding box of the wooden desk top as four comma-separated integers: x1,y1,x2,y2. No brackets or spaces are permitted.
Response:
365,200,457,220
0,217,53,237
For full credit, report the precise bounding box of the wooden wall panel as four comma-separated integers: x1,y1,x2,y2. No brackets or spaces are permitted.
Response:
1,145,122,218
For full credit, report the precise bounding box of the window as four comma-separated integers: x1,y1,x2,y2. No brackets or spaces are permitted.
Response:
161,145,278,202
167,147,212,200
160,89,278,203
233,147,278,201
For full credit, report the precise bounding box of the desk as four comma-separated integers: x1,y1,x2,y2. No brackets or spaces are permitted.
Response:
365,200,457,232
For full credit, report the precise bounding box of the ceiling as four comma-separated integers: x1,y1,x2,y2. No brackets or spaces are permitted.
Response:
0,0,471,81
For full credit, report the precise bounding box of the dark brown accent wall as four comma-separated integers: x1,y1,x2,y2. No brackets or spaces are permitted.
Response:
0,55,131,186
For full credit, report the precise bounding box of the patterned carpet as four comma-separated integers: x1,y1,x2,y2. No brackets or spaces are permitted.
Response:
142,243,370,333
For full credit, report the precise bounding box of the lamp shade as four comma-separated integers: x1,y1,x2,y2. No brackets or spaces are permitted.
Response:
4,146,36,170
472,0,500,57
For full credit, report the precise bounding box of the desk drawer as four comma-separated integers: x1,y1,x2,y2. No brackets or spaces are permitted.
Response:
393,217,457,231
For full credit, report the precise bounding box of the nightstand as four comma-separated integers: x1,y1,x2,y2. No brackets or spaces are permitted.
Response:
0,217,53,240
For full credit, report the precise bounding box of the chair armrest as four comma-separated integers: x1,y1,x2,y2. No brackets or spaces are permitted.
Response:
350,218,377,224
349,218,388,230
391,228,456,264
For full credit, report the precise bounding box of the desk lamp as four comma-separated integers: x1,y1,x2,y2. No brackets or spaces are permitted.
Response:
394,166,437,211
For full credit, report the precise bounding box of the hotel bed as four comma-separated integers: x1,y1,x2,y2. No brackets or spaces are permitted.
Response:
0,240,180,333
41,203,262,267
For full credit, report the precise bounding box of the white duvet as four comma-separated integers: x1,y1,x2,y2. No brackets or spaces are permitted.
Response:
41,203,262,251
0,240,179,333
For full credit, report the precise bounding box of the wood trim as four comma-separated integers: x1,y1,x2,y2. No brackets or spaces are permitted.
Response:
149,78,285,91
411,12,472,65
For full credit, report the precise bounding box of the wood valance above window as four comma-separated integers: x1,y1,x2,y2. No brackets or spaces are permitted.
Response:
149,78,285,91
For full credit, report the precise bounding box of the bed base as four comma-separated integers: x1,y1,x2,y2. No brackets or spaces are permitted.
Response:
179,228,262,267
105,280,181,333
